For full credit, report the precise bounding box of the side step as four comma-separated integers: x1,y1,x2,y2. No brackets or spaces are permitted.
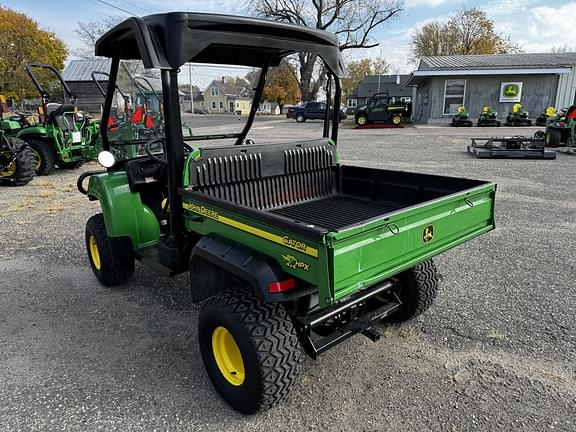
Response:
295,280,401,359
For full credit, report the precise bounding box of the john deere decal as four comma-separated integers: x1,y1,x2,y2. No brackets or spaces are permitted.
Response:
423,224,434,243
499,82,522,103
280,253,310,272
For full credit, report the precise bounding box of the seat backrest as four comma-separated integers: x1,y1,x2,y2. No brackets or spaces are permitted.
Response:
186,139,337,210
565,105,576,120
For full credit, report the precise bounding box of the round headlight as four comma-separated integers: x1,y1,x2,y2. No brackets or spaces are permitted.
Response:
97,151,116,168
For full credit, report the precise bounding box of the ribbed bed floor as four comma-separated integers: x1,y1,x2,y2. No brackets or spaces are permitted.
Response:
269,196,400,230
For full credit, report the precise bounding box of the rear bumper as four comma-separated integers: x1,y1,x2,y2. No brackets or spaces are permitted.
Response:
294,278,400,358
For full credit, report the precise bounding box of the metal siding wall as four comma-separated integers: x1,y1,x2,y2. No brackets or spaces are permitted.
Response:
419,75,559,122
555,67,576,108
68,81,107,113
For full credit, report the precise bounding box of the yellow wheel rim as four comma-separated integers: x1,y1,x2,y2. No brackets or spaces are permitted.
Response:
392,115,401,125
31,148,41,170
212,326,245,386
89,235,101,270
357,116,367,125
0,152,16,177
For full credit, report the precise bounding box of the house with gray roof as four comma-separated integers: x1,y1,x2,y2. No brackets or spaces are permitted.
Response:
406,52,576,123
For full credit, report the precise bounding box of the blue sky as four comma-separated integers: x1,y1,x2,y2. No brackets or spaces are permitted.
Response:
1,0,573,74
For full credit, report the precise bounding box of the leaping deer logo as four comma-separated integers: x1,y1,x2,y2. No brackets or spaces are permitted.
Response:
423,225,434,243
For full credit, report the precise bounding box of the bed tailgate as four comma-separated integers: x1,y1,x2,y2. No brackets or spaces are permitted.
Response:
327,183,496,301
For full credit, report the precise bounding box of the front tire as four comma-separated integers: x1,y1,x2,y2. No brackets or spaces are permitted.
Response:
389,259,439,322
296,113,305,123
26,138,56,175
391,114,402,125
545,128,562,147
356,114,368,125
198,289,302,414
85,213,134,287
0,138,35,186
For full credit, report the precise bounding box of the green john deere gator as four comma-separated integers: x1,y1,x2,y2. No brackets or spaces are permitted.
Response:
13,64,101,175
78,12,497,414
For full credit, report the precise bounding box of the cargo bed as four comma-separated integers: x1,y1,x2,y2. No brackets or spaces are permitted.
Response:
181,140,496,305
267,165,490,232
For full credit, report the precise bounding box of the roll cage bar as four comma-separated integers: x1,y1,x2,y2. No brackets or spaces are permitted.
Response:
26,63,77,105
96,12,345,247
91,71,130,101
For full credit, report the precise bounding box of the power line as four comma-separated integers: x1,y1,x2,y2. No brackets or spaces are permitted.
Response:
121,0,153,14
94,0,136,16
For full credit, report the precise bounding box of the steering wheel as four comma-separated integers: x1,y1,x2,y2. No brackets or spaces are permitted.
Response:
145,138,194,164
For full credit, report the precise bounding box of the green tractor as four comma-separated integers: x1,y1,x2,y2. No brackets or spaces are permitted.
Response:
0,129,35,185
477,106,501,127
0,94,35,185
544,105,576,151
13,64,101,175
451,106,472,127
79,12,496,414
505,103,532,126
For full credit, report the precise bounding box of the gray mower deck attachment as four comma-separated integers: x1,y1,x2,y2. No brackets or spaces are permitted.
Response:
467,136,556,159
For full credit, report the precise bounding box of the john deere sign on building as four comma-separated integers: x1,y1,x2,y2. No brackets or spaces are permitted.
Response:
499,82,522,103
406,52,576,123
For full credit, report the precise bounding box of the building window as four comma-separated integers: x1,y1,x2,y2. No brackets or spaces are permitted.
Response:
443,79,466,115
347,99,357,108
211,101,216,109
444,80,466,115
219,101,224,109
211,87,219,97
236,102,240,108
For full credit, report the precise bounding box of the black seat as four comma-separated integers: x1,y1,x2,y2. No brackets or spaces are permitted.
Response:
47,103,76,130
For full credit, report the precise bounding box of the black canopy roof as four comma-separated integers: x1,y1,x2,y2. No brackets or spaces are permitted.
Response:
95,12,345,77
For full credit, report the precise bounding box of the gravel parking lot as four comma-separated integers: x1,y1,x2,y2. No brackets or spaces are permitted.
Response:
1,120,574,431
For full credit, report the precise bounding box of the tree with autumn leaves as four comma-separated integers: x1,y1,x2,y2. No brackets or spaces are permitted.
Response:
262,62,300,112
342,58,390,98
410,8,522,61
0,6,68,105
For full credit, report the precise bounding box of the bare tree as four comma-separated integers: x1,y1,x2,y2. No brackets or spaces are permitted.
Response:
73,16,124,59
250,0,403,100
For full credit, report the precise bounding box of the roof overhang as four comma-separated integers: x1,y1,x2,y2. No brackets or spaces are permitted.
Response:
406,67,572,86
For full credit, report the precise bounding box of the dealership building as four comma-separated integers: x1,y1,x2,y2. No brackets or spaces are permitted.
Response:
406,53,576,123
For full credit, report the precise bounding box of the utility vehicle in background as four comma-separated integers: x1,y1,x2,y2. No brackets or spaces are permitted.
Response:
78,13,496,414
354,91,411,126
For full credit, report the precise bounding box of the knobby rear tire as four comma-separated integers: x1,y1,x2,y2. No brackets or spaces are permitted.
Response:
198,289,302,414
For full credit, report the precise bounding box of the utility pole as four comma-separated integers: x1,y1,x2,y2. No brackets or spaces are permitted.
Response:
188,63,194,115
